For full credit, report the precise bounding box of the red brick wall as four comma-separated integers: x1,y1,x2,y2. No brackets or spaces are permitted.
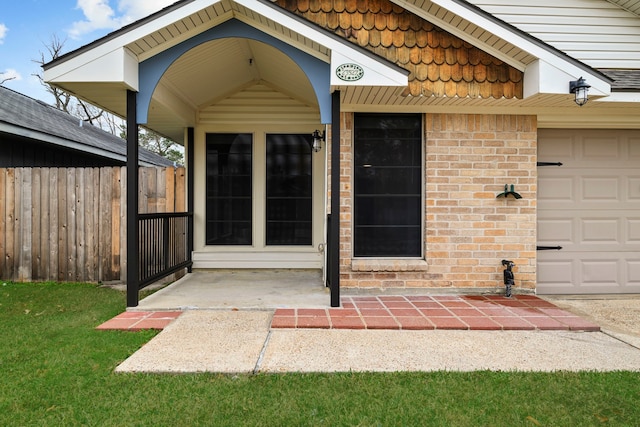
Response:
333,112,537,293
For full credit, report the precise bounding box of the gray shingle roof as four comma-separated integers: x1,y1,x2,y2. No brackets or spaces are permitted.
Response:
598,69,640,92
0,86,176,167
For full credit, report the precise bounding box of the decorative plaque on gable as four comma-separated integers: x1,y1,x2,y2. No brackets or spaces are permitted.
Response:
335,63,364,81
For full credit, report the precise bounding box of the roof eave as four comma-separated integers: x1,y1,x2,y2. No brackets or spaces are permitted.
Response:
43,0,195,71
392,0,612,97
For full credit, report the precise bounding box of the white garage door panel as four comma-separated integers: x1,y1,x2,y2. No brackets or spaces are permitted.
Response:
629,261,640,285
629,218,640,242
538,170,640,210
537,218,573,245
537,253,640,294
537,259,574,285
538,212,640,252
537,129,640,294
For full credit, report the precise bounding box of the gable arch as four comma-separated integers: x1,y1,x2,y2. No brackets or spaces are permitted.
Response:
138,19,331,124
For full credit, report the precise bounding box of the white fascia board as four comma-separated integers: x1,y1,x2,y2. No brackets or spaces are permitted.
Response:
592,92,640,103
236,0,408,87
45,47,138,91
399,0,611,95
524,59,610,99
44,0,219,85
122,48,139,90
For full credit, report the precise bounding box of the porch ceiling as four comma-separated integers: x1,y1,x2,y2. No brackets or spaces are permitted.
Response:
147,37,319,141
131,1,330,142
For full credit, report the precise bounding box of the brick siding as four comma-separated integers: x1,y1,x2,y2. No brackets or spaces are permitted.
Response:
333,112,537,293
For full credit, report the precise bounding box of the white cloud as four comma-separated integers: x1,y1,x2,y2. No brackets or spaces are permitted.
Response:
0,69,23,82
68,0,176,39
68,0,117,39
0,23,7,44
116,0,177,22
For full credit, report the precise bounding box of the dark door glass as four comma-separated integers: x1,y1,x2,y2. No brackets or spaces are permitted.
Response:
266,134,312,245
205,133,252,245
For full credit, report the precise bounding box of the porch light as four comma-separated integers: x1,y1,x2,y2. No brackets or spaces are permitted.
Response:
569,77,590,106
312,129,324,152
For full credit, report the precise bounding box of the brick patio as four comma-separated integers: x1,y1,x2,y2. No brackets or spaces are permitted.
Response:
96,311,182,331
96,295,600,332
270,295,601,331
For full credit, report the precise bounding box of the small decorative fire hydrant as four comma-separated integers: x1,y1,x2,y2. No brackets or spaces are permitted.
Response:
501,259,515,297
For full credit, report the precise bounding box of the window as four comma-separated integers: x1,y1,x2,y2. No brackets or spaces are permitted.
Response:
205,133,252,245
353,113,422,257
265,134,313,245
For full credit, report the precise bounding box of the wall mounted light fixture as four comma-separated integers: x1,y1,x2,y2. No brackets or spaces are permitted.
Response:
569,77,590,106
312,129,324,152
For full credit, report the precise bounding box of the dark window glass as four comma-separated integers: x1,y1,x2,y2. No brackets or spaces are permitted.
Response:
354,114,422,257
266,134,312,245
205,133,252,245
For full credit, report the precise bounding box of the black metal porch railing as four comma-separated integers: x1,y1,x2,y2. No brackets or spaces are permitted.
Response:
138,212,193,289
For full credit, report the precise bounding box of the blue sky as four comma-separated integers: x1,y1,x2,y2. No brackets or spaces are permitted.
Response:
1,0,176,102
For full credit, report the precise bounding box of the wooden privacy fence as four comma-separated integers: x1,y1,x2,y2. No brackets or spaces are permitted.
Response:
0,167,186,283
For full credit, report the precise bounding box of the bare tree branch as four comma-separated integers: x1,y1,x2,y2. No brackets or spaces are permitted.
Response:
33,34,184,164
0,74,16,85
33,35,73,111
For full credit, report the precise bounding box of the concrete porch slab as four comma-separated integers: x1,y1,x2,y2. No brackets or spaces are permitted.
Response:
134,269,330,311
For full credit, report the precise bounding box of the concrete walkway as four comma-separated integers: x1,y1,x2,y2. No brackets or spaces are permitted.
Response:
110,271,640,373
114,296,640,373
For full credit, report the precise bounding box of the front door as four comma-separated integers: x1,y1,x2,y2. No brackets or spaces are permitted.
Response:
194,129,324,269
264,133,313,246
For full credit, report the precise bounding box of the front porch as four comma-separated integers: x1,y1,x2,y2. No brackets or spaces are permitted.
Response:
100,273,601,332
119,268,600,333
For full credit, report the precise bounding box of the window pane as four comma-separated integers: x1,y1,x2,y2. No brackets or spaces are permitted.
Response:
354,226,422,257
354,166,421,195
266,134,313,245
354,195,422,226
354,114,422,257
205,133,252,245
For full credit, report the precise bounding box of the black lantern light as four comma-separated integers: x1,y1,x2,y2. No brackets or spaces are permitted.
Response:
312,129,324,152
569,77,590,106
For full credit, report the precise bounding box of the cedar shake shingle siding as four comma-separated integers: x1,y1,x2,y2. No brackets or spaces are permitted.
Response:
273,0,523,99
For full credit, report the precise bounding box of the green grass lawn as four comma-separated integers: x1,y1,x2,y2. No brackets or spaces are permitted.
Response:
1,282,639,426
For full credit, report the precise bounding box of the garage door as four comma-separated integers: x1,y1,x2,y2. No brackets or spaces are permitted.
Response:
537,129,640,294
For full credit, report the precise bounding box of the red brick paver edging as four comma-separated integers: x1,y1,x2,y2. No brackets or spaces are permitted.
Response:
270,295,600,332
96,311,182,331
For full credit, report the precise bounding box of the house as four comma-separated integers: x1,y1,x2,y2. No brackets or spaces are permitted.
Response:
0,85,175,167
42,0,640,306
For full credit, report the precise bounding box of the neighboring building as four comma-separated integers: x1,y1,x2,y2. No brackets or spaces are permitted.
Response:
0,85,175,167
42,0,640,304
